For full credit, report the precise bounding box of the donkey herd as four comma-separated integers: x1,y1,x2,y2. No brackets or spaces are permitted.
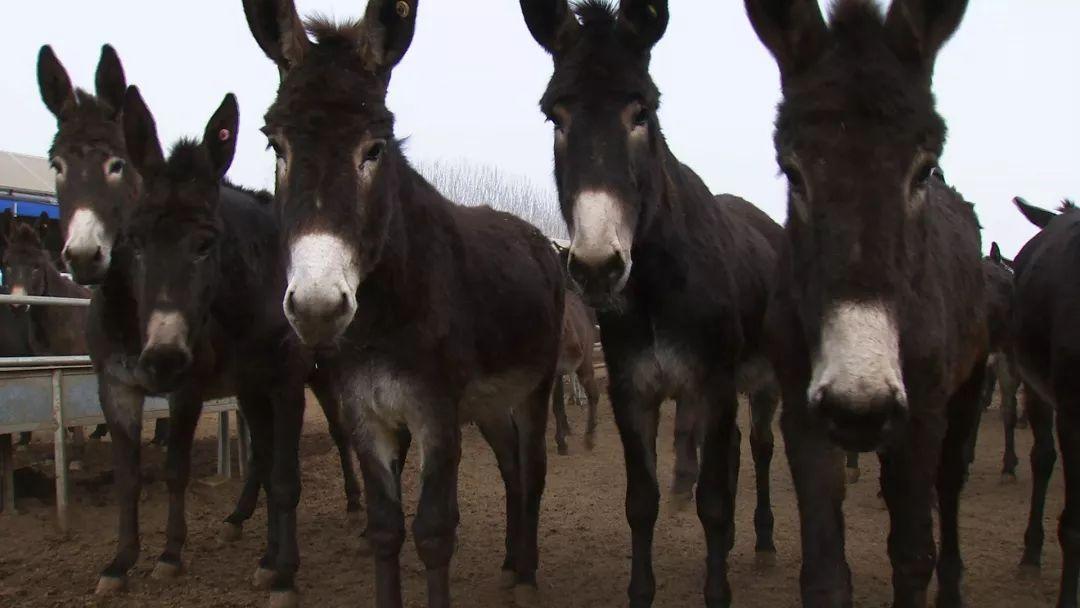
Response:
9,0,1078,606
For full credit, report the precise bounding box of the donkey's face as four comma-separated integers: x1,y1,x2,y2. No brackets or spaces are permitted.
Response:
522,0,669,308
121,87,236,393
3,224,50,300
37,45,136,284
747,0,967,451
244,0,417,346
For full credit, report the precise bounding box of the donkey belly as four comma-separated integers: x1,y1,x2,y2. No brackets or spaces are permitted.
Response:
460,369,545,424
628,341,699,402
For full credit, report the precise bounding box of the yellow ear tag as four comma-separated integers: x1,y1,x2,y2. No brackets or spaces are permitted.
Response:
396,1,410,18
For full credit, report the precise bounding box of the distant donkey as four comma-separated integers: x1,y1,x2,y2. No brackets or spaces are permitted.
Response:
746,1,989,607
552,287,601,455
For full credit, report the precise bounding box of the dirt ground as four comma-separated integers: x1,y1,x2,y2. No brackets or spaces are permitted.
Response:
0,388,1065,607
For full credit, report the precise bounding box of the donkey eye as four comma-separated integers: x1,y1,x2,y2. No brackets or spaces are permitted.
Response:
781,164,806,196
362,141,385,165
632,108,650,128
194,239,215,258
50,159,64,175
107,159,125,176
912,161,938,190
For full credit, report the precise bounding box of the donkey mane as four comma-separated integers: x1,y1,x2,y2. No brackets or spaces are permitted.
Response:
575,0,618,26
1060,199,1077,213
305,15,365,47
49,89,124,153
7,222,44,253
829,0,886,31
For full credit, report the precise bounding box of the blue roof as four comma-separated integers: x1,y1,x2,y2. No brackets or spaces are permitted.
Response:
0,198,59,220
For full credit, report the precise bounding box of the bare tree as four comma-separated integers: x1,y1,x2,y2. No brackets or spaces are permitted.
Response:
416,159,567,239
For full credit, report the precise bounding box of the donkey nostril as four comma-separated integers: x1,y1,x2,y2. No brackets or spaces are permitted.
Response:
337,292,350,315
284,291,297,315
602,253,626,284
567,256,590,289
91,247,103,263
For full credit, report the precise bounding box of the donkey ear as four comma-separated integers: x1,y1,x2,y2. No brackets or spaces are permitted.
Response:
122,86,166,175
618,0,669,51
744,0,828,81
356,0,418,74
202,94,240,181
95,45,127,119
989,241,1002,263
884,0,968,75
519,0,578,55
37,46,76,119
242,0,311,71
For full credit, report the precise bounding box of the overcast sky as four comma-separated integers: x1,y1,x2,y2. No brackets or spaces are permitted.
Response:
2,1,1076,257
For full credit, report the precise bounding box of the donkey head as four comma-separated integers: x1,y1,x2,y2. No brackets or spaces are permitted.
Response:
3,222,51,300
121,86,237,393
244,0,418,346
746,0,967,450
37,45,136,284
521,0,670,308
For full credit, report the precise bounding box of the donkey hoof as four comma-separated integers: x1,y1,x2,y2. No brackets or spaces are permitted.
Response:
845,467,860,484
151,561,183,581
1018,560,1041,577
1000,472,1018,485
345,508,363,529
270,589,300,608
556,444,569,456
498,569,518,590
513,583,540,607
584,434,596,451
95,575,126,596
356,534,374,556
220,522,243,542
253,567,277,590
670,489,694,512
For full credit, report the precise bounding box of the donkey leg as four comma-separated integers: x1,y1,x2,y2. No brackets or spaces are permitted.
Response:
879,406,944,608
749,386,779,555
96,380,146,595
513,380,552,598
238,395,280,589
1022,392,1056,568
672,398,701,502
696,374,741,608
477,414,523,589
154,388,204,580
552,378,570,456
151,418,170,447
845,451,861,484
936,364,985,608
1056,402,1080,608
355,418,407,608
266,382,306,607
309,372,363,517
609,376,663,608
412,422,463,608
222,466,261,542
579,365,601,450
1000,371,1021,482
781,400,851,608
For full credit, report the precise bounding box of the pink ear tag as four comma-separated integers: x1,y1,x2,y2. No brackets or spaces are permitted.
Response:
219,129,231,142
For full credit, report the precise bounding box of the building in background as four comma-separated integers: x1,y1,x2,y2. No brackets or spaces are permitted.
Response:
0,151,62,283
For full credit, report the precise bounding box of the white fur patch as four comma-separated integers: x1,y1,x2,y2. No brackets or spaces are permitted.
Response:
9,285,26,298
569,189,633,289
808,301,906,409
144,310,189,354
65,208,112,269
285,233,360,335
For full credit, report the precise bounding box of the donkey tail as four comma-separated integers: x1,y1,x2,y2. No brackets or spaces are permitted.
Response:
1014,197,1057,229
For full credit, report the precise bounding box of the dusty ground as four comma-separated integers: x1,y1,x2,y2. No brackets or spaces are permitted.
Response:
0,388,1065,607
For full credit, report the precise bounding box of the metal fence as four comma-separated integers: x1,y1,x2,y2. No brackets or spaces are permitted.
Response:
0,293,242,533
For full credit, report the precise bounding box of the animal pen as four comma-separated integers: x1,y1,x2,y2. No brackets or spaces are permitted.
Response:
0,292,243,532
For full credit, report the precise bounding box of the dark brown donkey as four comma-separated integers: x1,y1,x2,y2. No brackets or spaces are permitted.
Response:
746,0,989,606
1010,197,1079,606
243,1,563,606
37,46,360,603
521,2,783,605
552,288,601,455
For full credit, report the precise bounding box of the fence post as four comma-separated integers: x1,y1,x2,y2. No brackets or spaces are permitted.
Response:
52,369,69,535
217,412,231,479
0,433,14,514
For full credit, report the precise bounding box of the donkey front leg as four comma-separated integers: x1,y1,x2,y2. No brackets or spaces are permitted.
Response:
696,374,742,608
153,387,204,581
552,377,570,455
672,398,702,503
879,406,945,608
355,418,408,608
222,466,261,542
263,382,307,608
1055,401,1080,608
1022,392,1056,568
412,422,463,608
477,415,524,590
309,370,363,517
609,377,663,608
95,379,146,595
781,398,851,608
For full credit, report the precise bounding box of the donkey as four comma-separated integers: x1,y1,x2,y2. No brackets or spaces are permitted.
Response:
37,45,360,600
1011,197,1079,596
552,288,601,455
243,1,563,605
746,1,989,606
521,2,783,605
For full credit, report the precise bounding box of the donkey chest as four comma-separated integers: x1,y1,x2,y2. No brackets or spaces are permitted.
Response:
628,341,699,400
